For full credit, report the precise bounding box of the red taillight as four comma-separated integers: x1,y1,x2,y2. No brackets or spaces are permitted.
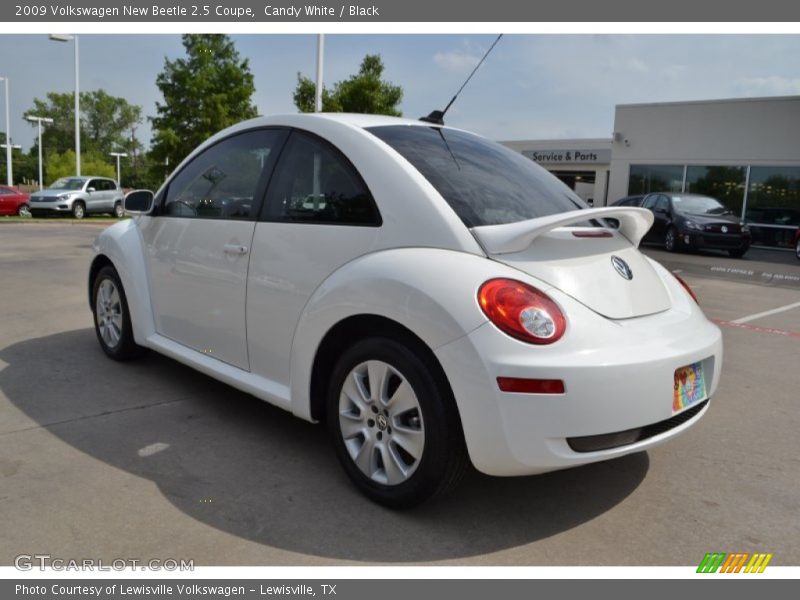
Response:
497,377,565,394
478,278,566,344
672,272,698,304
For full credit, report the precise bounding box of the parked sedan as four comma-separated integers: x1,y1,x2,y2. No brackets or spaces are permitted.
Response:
0,185,30,216
641,192,751,257
29,176,124,219
88,113,722,507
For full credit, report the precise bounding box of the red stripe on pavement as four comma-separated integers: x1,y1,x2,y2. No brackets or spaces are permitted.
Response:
713,319,800,339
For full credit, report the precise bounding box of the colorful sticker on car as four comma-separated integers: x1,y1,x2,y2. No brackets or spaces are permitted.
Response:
673,362,706,413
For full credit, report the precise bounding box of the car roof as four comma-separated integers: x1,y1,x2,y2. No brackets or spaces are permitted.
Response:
250,112,436,129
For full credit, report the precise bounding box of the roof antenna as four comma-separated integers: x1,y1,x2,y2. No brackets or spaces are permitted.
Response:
420,34,503,126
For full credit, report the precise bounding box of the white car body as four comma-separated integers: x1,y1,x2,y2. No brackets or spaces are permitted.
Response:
89,113,722,495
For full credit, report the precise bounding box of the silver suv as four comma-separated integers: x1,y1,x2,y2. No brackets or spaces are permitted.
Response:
29,176,125,219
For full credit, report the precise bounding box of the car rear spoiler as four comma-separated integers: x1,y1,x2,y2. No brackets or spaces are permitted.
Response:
470,207,654,255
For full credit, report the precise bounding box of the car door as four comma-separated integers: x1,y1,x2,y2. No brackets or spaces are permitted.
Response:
99,179,116,211
650,195,671,242
0,188,11,215
85,179,105,213
246,130,383,387
138,128,289,369
641,194,659,241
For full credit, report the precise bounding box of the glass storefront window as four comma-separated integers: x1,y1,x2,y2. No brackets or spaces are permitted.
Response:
745,166,800,249
628,164,683,195
685,165,746,216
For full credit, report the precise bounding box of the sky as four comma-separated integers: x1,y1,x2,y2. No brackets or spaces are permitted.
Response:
1,34,800,152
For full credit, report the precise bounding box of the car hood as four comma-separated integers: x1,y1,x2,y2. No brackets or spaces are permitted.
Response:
471,207,672,320
679,212,740,224
30,189,78,199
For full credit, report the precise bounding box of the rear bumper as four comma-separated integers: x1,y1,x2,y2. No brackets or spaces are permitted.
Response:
435,280,722,476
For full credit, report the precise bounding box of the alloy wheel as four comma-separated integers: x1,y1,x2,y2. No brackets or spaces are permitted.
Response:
338,360,426,486
96,279,123,349
665,228,676,252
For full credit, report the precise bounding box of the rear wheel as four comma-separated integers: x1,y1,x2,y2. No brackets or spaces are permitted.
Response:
72,201,85,219
92,265,147,360
796,239,800,261
327,336,467,508
729,248,748,258
17,204,31,217
664,226,678,252
113,202,124,218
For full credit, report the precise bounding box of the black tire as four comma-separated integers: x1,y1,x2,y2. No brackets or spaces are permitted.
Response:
795,240,800,261
113,202,124,218
17,203,31,217
728,248,748,258
91,265,147,361
72,201,86,219
664,226,678,252
326,336,468,508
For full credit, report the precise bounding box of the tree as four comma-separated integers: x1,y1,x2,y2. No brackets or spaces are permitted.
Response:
150,34,258,167
23,90,143,158
293,54,402,116
45,150,115,185
0,132,37,186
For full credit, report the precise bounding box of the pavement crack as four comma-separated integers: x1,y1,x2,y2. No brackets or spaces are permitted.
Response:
0,397,189,437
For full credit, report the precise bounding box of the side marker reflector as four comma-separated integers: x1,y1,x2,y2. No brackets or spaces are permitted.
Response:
497,377,565,394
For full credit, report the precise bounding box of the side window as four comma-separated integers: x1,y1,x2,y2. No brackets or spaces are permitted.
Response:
264,131,380,226
655,196,669,212
163,129,287,220
104,180,117,191
642,194,657,209
87,179,102,192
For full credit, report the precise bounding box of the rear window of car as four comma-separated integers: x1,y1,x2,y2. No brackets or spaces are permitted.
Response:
366,125,586,227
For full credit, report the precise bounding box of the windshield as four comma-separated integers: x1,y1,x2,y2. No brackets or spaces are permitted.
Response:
671,195,731,215
50,178,86,191
366,125,586,227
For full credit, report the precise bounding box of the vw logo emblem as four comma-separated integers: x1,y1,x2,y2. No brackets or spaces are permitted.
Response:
611,255,633,280
376,413,388,431
721,225,728,233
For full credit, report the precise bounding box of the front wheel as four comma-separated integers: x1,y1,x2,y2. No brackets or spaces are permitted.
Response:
17,204,31,217
664,226,678,252
327,337,467,508
72,201,85,219
113,202,124,218
796,239,800,261
92,265,147,360
729,248,748,258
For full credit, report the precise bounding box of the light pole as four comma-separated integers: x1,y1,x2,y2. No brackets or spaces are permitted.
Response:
109,152,127,186
315,34,324,112
49,34,80,176
26,115,53,191
0,76,12,185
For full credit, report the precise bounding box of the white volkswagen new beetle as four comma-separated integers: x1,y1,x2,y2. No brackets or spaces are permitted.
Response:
89,113,722,507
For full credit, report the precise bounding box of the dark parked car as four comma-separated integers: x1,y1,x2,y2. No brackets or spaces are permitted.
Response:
641,192,751,258
0,185,30,216
612,194,645,207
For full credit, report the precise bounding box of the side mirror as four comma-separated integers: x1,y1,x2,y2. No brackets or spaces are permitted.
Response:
86,187,96,193
124,190,154,215
654,207,668,214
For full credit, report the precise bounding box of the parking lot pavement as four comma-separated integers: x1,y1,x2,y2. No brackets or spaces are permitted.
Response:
0,223,798,566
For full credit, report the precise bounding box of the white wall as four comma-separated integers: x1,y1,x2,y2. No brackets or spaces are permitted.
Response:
608,96,800,202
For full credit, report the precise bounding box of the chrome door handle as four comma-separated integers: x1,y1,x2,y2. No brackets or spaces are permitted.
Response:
223,244,249,255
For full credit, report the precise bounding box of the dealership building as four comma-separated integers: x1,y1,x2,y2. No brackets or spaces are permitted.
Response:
501,95,800,250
